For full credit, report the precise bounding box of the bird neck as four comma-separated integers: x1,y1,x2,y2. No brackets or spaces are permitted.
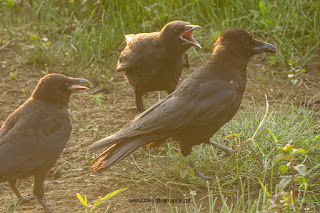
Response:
206,45,248,93
209,45,249,78
32,90,70,107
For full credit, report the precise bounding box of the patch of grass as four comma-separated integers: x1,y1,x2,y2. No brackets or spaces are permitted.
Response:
115,99,319,211
1,0,319,83
1,197,20,213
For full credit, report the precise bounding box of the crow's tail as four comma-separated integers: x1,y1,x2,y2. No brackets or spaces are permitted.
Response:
88,136,147,172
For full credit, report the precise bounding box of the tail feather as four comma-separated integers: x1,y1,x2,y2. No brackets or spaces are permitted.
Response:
90,138,146,172
87,135,120,154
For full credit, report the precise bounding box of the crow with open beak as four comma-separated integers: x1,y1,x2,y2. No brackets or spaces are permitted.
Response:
117,20,201,112
88,27,277,181
0,73,89,212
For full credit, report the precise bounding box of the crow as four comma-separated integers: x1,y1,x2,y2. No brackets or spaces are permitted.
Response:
88,28,277,180
0,73,89,212
117,20,201,112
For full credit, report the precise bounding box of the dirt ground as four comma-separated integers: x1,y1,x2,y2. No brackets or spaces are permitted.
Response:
0,41,319,213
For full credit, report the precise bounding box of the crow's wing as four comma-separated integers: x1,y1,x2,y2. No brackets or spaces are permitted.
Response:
103,79,234,142
125,34,135,44
0,101,71,182
116,32,164,73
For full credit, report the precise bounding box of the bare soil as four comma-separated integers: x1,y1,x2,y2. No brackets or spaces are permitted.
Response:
0,42,319,213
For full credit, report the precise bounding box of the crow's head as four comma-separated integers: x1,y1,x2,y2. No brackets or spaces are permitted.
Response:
215,27,277,57
32,73,89,105
161,20,201,55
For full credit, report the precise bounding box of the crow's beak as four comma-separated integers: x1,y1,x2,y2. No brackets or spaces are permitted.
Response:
68,78,89,91
252,40,278,54
180,25,202,48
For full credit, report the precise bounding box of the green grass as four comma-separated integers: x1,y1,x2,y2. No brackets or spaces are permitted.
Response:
1,0,319,83
114,99,319,212
1,197,20,213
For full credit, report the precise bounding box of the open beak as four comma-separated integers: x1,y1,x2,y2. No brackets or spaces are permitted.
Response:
68,78,89,91
252,40,278,54
180,25,202,48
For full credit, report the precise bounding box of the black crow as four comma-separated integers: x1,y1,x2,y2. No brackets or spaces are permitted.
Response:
0,73,89,212
88,28,277,180
117,20,201,112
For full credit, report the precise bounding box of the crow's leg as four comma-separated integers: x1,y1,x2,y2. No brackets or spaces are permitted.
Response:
8,179,35,203
188,142,233,181
33,172,52,213
182,143,215,181
36,198,52,213
189,159,213,181
134,90,144,113
209,141,234,157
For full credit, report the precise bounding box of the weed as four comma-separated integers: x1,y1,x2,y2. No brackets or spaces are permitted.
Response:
284,59,306,85
8,71,17,80
77,188,127,213
20,89,27,97
89,94,103,107
41,66,49,75
258,141,308,212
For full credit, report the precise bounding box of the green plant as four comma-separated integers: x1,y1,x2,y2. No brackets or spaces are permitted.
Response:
283,59,306,85
41,66,49,75
8,71,17,80
20,89,27,97
258,141,308,212
273,142,307,206
6,0,15,8
77,188,127,213
89,94,102,106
